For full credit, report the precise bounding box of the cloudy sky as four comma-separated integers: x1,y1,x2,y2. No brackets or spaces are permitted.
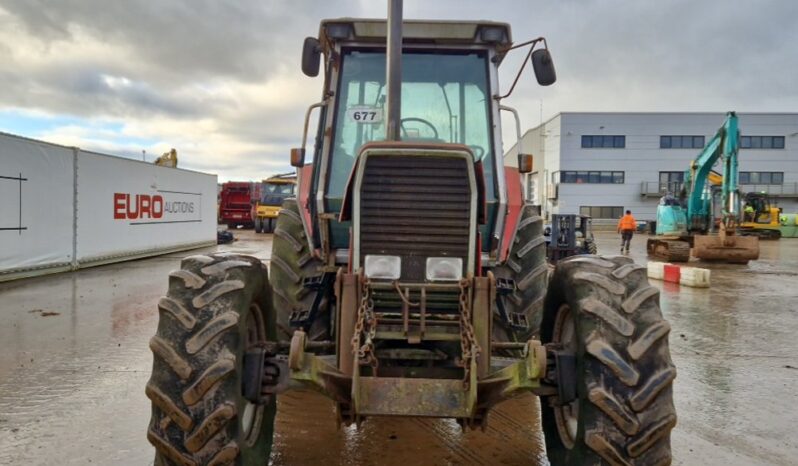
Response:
0,0,796,181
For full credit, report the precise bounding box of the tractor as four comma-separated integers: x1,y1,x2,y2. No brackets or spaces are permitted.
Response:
145,3,676,465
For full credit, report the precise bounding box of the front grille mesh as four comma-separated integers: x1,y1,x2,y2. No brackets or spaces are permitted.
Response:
359,155,472,281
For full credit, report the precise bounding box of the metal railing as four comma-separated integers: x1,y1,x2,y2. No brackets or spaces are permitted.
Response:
740,183,798,198
640,181,682,197
641,181,798,198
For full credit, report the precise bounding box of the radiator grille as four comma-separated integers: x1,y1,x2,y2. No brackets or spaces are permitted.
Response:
359,155,472,281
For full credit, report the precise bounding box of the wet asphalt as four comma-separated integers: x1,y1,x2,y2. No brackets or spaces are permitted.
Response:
0,229,796,465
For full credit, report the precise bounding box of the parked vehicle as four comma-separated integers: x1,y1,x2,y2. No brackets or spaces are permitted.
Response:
739,192,782,239
253,173,296,233
647,112,759,263
219,181,255,228
543,214,597,263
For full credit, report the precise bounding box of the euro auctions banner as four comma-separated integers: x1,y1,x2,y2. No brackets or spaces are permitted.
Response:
76,150,216,262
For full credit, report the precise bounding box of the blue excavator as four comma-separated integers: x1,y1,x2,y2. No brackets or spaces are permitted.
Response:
647,111,760,263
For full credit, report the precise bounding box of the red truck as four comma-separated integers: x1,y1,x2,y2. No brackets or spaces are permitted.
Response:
218,181,256,228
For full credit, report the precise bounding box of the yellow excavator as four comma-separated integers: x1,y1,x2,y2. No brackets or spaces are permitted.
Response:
153,148,178,168
739,192,782,239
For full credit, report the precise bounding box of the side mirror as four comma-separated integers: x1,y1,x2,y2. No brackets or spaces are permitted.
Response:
290,148,305,168
302,37,321,77
518,154,534,173
531,49,556,86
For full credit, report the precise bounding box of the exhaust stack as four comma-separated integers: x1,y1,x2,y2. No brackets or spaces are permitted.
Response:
386,0,403,141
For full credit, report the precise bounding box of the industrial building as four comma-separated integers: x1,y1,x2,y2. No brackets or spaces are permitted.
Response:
505,112,798,223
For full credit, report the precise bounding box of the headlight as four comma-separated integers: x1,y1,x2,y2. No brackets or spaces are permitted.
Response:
364,255,401,280
425,257,463,281
576,240,583,248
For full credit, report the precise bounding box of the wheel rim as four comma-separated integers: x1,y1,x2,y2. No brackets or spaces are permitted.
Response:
553,303,579,449
241,302,266,444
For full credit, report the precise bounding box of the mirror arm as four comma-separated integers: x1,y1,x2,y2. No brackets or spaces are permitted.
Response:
505,36,547,52
495,37,545,100
499,105,524,156
301,100,328,154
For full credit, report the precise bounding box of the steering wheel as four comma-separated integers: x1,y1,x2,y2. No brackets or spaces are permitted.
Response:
400,117,439,140
468,145,485,159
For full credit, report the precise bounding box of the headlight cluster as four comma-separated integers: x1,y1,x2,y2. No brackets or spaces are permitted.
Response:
364,255,401,280
364,255,463,281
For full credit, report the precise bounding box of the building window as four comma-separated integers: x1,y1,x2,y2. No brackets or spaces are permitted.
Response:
581,135,625,148
740,136,785,149
659,171,684,183
580,206,624,219
739,171,784,184
658,171,684,192
555,170,624,184
660,135,705,149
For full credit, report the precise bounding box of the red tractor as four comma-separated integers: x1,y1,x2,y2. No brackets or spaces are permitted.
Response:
146,3,676,465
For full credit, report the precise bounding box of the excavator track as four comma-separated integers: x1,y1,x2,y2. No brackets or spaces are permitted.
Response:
646,238,691,262
739,228,781,240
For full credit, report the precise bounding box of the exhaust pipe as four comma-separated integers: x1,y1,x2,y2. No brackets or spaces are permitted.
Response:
386,0,403,141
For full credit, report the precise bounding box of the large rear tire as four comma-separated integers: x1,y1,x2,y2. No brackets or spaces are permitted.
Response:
541,255,677,465
269,199,330,340
493,205,548,341
146,254,276,466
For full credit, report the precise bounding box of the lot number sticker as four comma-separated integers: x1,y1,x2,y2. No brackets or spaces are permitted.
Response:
346,106,382,124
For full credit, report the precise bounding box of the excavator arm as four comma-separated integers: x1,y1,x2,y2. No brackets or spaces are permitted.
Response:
682,112,740,233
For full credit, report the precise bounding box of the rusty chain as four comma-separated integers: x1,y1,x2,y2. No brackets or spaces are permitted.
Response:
351,276,379,369
458,278,480,389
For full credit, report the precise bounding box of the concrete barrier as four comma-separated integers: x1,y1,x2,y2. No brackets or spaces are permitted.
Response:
679,266,711,288
647,261,711,288
647,261,666,280
663,264,681,284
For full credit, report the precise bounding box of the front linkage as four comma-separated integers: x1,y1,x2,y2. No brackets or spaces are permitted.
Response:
242,270,571,430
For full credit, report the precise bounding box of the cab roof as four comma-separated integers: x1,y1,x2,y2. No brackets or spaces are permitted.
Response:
318,18,513,63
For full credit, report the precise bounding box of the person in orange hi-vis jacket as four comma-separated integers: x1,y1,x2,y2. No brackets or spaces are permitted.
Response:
617,210,636,254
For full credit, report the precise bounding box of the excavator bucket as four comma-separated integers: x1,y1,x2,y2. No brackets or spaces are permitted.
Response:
692,234,759,264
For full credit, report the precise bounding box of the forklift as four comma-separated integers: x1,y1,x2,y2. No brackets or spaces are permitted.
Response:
544,214,598,263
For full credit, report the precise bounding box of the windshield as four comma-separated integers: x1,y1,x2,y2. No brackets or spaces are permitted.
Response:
262,183,295,195
261,183,295,203
327,49,495,201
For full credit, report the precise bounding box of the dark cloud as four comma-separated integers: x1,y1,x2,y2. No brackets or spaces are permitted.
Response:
0,0,796,180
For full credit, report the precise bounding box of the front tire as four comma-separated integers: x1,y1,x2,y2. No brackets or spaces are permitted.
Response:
146,254,276,466
541,255,677,465
254,217,263,234
493,205,548,341
269,199,329,340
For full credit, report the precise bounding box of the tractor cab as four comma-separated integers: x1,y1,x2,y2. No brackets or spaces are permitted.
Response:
291,18,554,267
